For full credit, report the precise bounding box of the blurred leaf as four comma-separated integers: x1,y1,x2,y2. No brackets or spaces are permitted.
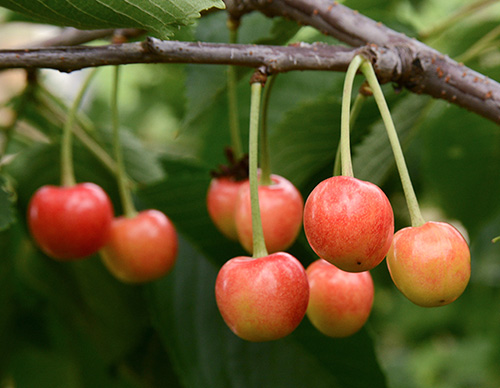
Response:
146,236,387,388
268,94,341,189
98,126,166,185
419,102,500,235
352,93,432,185
0,0,224,39
137,155,242,265
0,175,16,231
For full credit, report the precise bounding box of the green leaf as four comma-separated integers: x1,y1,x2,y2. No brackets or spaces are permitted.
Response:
146,236,387,388
137,156,242,265
418,101,500,236
352,93,432,185
0,174,16,231
268,93,341,189
0,0,224,39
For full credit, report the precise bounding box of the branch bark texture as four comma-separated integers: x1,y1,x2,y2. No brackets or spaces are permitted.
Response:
0,0,499,124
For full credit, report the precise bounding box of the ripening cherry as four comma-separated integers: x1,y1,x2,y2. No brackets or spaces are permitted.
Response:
100,209,178,283
27,182,114,260
306,259,374,337
207,177,246,240
215,251,309,342
234,174,303,254
386,221,471,307
303,175,394,272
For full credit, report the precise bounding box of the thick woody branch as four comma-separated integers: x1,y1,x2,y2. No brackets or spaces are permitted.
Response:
226,0,500,123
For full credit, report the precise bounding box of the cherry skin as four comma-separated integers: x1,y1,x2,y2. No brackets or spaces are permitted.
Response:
386,221,470,307
306,259,374,337
303,176,394,272
215,251,309,342
100,209,178,283
207,177,246,240
27,182,114,260
234,174,304,254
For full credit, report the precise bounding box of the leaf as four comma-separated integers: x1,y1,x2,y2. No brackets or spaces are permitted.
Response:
0,0,225,39
352,93,432,185
137,156,242,265
0,174,16,231
418,101,500,236
146,236,388,388
268,93,342,189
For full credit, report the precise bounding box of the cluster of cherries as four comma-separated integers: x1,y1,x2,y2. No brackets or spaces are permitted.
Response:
209,169,471,342
27,182,178,283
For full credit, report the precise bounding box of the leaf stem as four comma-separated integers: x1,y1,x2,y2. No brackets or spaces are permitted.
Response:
360,60,425,227
112,66,137,218
60,68,99,186
227,19,243,160
339,55,364,177
249,78,268,259
259,74,277,186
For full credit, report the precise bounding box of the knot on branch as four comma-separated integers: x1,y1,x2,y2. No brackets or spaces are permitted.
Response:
359,44,417,85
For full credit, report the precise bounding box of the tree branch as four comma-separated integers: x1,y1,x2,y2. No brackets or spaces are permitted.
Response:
0,0,499,124
0,39,358,73
225,0,500,124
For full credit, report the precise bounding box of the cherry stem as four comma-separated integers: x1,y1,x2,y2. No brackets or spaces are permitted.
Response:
227,19,243,160
339,55,364,178
259,73,277,186
333,92,366,176
60,68,99,187
492,235,500,243
360,60,426,227
249,77,268,259
111,66,137,218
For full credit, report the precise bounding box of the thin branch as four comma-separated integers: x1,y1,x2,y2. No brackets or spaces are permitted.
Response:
0,39,357,73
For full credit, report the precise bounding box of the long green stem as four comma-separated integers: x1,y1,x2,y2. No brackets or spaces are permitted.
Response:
259,74,277,186
339,55,364,177
112,66,137,218
249,80,268,259
36,90,119,176
227,20,243,159
60,68,99,186
333,92,366,176
360,60,425,227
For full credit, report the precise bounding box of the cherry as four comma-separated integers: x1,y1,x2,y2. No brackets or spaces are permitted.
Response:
207,147,249,240
386,221,470,307
303,175,394,272
306,259,374,337
234,174,303,254
207,177,246,240
100,209,178,283
215,251,309,342
27,182,113,260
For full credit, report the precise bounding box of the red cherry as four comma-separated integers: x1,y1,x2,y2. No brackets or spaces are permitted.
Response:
306,259,374,337
100,209,178,283
206,177,246,240
215,251,309,342
27,182,113,260
386,221,471,307
303,176,394,272
234,174,304,254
